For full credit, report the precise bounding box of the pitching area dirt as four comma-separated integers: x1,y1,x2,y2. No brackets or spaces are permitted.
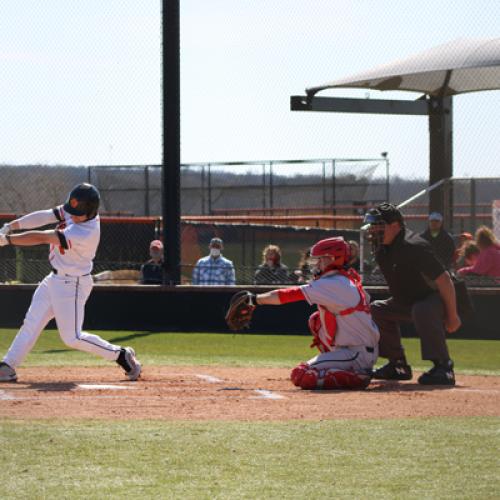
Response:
0,366,499,420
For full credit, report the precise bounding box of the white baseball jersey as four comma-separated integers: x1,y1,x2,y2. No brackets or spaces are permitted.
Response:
16,205,100,276
301,271,380,348
49,205,100,276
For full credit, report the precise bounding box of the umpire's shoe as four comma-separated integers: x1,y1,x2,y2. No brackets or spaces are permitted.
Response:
0,362,17,382
372,360,412,381
116,347,142,381
418,360,455,386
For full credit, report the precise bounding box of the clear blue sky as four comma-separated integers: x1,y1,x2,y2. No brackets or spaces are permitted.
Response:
0,0,498,179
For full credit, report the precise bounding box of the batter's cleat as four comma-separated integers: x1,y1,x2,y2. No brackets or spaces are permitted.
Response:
372,360,412,381
418,360,455,386
116,347,142,381
0,362,17,382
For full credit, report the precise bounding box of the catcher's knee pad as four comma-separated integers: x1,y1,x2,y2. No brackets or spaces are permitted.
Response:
290,362,309,387
299,368,320,390
308,311,321,336
323,369,371,390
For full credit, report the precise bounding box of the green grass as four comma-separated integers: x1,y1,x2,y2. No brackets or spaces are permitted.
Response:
0,329,499,375
0,330,499,498
0,417,499,499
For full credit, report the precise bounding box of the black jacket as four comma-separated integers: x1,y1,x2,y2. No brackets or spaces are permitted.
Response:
420,228,455,269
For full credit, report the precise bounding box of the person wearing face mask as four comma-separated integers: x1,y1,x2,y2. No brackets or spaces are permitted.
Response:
254,244,292,285
192,237,236,285
139,240,164,284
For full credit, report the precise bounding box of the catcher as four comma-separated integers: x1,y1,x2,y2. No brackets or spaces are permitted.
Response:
226,237,380,390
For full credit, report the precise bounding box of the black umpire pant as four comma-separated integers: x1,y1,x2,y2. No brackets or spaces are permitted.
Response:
370,292,450,362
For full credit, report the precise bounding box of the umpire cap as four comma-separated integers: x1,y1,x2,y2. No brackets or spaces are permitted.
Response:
64,183,100,220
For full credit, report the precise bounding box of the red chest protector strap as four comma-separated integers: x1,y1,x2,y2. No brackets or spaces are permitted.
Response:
337,268,371,316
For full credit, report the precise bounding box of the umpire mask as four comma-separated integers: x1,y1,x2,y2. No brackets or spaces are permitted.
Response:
363,203,404,253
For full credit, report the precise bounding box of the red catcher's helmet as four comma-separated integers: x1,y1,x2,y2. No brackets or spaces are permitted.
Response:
310,237,351,274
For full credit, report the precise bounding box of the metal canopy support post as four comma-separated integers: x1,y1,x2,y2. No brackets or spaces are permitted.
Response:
162,0,181,284
428,96,453,220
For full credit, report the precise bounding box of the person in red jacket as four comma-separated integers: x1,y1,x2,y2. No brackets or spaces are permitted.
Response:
457,226,500,278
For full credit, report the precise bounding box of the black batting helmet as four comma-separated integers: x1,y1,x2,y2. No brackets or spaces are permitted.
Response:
63,183,100,220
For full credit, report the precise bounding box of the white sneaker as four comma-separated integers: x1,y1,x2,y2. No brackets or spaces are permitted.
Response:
0,362,17,382
123,347,142,381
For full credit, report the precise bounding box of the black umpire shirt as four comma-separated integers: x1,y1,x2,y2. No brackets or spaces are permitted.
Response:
375,228,445,306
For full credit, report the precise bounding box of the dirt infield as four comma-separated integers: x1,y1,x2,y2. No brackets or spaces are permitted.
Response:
0,366,499,420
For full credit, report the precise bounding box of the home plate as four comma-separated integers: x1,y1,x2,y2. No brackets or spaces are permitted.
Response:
77,384,135,390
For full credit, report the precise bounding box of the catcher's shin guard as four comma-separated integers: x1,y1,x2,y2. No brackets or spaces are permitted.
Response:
323,369,371,390
290,362,309,387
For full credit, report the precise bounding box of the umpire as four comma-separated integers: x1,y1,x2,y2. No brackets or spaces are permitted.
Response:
364,203,461,385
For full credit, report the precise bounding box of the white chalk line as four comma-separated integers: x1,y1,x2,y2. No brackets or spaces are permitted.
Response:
77,384,136,390
194,374,224,383
450,388,500,395
251,389,286,400
195,373,286,400
0,389,16,400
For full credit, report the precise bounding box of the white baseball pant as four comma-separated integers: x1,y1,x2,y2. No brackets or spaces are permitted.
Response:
4,272,121,368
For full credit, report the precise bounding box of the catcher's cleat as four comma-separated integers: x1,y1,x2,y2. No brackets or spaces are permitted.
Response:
372,360,412,381
418,360,455,386
0,362,17,382
116,347,142,381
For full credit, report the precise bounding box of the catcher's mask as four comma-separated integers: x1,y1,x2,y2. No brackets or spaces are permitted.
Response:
308,237,351,278
363,202,404,253
64,183,100,220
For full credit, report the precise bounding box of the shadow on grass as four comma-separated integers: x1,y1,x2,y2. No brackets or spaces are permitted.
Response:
108,331,159,343
40,331,159,354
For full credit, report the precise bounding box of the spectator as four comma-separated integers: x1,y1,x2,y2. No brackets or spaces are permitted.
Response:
347,240,361,271
457,226,500,278
293,248,312,284
420,212,455,269
255,244,291,285
139,240,164,284
192,237,236,285
455,240,479,270
453,232,474,268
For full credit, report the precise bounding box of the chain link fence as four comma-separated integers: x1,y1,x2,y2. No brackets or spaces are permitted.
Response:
0,163,498,286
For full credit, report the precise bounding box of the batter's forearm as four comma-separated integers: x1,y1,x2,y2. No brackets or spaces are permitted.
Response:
8,230,59,247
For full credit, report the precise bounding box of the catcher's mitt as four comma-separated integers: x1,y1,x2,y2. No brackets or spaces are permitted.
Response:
225,290,257,331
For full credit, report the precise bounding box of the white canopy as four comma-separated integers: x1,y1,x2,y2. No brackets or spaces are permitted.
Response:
307,38,500,97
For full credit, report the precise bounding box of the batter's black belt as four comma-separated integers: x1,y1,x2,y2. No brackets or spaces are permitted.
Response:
51,268,90,278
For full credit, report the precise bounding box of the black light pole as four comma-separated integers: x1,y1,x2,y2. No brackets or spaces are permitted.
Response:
162,0,181,284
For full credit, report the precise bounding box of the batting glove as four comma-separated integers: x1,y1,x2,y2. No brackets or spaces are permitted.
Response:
0,234,9,247
0,223,11,236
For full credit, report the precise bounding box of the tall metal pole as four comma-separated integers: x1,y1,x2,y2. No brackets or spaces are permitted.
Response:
162,0,181,284
428,96,453,222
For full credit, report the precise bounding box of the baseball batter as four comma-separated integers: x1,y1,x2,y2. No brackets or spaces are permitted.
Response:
255,237,379,390
0,183,141,382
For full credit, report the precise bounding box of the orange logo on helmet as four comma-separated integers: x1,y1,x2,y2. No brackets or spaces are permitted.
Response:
70,198,78,208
